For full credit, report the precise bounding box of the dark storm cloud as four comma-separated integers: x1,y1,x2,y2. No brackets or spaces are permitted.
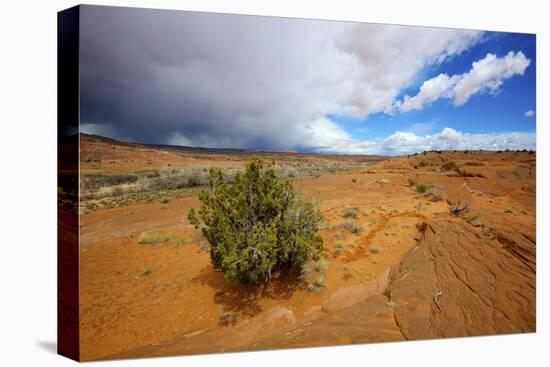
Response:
79,5,482,151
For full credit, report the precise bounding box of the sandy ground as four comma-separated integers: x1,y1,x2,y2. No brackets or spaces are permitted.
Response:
78,136,535,361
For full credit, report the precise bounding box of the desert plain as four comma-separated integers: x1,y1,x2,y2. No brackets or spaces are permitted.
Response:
76,133,535,360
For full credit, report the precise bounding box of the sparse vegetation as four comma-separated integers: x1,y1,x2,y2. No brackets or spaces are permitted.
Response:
342,206,359,219
416,182,428,194
314,259,327,272
441,161,457,171
482,224,496,239
333,221,364,235
299,264,311,280
81,174,139,191
450,201,469,215
138,232,187,246
80,157,380,209
368,245,380,254
466,215,482,227
425,186,444,201
188,158,324,285
308,275,326,292
138,233,171,245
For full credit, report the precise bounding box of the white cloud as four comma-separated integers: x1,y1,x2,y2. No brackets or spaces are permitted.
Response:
400,74,459,112
335,25,482,116
453,51,531,106
398,51,531,111
524,110,535,117
308,125,535,156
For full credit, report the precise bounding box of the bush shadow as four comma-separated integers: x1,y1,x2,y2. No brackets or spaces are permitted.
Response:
192,265,308,320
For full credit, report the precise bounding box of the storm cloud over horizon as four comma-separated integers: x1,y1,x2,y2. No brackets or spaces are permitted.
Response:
80,6,536,155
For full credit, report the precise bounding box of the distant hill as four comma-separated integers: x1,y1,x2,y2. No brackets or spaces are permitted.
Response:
79,133,383,159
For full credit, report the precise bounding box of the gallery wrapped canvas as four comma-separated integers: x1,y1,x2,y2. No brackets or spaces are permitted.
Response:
58,5,536,361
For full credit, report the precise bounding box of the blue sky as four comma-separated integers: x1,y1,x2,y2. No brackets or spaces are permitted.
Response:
328,32,536,148
80,7,536,155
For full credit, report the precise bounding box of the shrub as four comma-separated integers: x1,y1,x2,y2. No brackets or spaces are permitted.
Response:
188,158,324,285
351,178,357,183
342,207,359,219
416,182,428,194
335,243,345,255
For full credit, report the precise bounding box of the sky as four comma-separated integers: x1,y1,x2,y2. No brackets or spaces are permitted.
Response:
79,5,536,155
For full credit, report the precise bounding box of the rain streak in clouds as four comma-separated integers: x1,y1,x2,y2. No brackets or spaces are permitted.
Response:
80,6,535,155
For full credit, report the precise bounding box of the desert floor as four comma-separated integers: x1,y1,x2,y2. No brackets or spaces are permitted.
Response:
78,135,535,360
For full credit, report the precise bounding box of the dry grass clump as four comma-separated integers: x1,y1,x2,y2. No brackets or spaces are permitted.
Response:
450,201,469,215
373,178,389,185
333,221,364,235
81,174,139,191
138,232,187,246
314,259,327,272
466,215,482,227
481,224,496,239
140,267,152,276
308,275,326,292
425,186,444,201
147,167,209,191
341,206,359,219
